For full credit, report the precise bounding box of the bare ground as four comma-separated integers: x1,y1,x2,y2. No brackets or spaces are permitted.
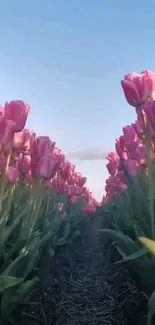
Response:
10,221,148,325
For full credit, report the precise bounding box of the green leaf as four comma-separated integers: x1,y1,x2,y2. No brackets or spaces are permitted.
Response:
0,276,23,293
0,238,27,273
148,290,155,325
99,229,139,254
23,250,40,279
115,247,148,264
0,277,39,323
16,276,39,298
62,221,71,238
55,237,68,247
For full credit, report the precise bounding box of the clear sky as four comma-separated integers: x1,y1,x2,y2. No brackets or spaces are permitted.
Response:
0,0,155,200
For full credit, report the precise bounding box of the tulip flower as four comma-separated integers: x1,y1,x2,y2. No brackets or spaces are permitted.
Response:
36,156,60,180
123,125,137,143
18,154,31,174
121,70,154,107
4,101,30,132
106,160,118,176
82,203,96,216
6,166,19,184
0,117,15,152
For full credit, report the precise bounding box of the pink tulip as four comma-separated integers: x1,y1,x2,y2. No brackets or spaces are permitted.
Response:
53,147,65,167
77,175,87,187
66,185,75,197
0,117,15,152
121,71,151,107
60,162,74,180
36,156,60,180
70,195,79,205
0,106,4,115
13,131,24,149
106,152,119,162
24,171,33,183
115,136,127,159
117,170,126,183
32,136,55,159
125,159,138,175
106,160,118,176
4,101,30,132
132,118,144,139
22,129,35,152
6,166,19,184
144,100,155,132
13,128,34,152
123,125,137,143
0,153,6,172
82,203,96,216
49,178,65,192
18,154,31,174
135,145,147,166
141,70,155,99
126,141,139,159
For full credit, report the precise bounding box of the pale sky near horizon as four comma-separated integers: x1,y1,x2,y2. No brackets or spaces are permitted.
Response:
0,0,155,200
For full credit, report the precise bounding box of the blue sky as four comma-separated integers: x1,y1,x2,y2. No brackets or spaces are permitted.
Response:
0,0,155,200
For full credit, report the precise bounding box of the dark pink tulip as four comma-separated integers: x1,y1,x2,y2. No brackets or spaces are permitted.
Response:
117,170,126,183
0,106,4,115
77,175,87,187
13,131,24,149
141,70,155,99
106,160,118,176
132,118,144,139
0,117,15,152
115,136,127,159
82,203,96,216
60,162,74,180
36,156,60,180
144,100,155,132
123,125,137,143
6,166,19,184
70,195,79,205
125,159,138,175
135,145,147,166
126,141,139,159
18,154,31,174
66,185,75,197
32,136,55,159
4,101,30,132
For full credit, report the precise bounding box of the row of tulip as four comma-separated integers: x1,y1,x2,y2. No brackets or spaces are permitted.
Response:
101,70,155,204
0,100,97,216
0,100,97,324
100,70,155,325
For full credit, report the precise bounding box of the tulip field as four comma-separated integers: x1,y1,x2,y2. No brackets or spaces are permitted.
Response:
1,70,155,325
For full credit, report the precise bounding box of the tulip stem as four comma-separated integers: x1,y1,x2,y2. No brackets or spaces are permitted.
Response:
141,108,155,240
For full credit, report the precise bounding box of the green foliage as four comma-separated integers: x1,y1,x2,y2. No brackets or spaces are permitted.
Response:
99,165,155,293
0,179,88,324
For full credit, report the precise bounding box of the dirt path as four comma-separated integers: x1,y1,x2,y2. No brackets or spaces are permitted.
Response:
11,231,148,325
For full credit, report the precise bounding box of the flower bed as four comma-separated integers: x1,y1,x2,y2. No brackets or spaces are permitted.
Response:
0,70,155,324
0,100,98,324
100,70,155,325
